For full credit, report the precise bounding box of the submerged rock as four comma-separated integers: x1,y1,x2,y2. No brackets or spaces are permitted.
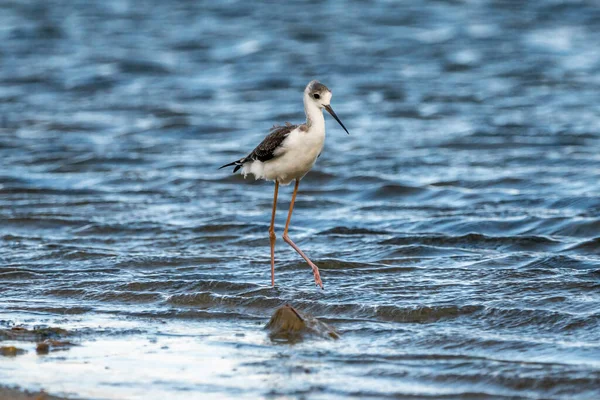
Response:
36,339,76,355
266,304,339,342
0,326,70,342
0,326,76,355
35,342,50,355
0,346,26,357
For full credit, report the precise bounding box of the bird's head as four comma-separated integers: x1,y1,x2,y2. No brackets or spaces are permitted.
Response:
304,80,349,134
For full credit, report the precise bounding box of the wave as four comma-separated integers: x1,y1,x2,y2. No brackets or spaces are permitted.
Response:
319,227,390,235
382,233,563,252
565,237,600,255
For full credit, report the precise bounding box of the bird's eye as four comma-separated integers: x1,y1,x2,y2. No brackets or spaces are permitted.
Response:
313,93,320,99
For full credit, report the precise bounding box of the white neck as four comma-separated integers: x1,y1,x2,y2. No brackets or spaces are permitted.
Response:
304,96,325,132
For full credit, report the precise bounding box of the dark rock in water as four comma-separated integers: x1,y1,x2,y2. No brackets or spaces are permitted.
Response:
36,339,76,355
0,326,70,342
266,304,339,342
0,346,26,357
36,342,50,355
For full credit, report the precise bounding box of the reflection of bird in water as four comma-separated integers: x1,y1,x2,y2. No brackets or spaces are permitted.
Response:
220,80,349,289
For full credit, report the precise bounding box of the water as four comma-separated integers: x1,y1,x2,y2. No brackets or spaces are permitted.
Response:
1,0,600,398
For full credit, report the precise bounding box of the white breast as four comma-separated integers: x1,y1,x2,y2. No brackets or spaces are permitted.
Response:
243,125,326,185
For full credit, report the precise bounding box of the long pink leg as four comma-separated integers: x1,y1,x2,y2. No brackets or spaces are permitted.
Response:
283,179,324,289
269,181,279,286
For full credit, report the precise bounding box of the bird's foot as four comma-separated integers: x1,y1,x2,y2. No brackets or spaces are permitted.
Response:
310,262,324,289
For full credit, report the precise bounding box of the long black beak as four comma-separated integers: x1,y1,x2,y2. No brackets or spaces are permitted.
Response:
324,105,349,135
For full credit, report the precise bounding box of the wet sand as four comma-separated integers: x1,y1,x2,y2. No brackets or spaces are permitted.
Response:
0,386,73,400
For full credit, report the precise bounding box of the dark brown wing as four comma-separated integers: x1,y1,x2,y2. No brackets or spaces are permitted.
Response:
218,123,299,173
246,123,297,163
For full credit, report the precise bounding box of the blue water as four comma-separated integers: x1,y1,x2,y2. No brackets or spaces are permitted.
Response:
1,0,600,399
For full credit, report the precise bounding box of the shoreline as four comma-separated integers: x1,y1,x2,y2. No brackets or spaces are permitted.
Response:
0,386,75,400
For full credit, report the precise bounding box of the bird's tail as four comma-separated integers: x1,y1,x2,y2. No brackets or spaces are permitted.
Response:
219,158,246,173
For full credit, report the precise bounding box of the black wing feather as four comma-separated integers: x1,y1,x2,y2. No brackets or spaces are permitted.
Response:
247,124,296,162
219,123,297,172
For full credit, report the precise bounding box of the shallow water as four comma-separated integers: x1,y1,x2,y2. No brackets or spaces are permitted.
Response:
1,0,600,399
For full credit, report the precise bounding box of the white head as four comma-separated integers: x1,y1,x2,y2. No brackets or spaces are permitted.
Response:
304,80,349,134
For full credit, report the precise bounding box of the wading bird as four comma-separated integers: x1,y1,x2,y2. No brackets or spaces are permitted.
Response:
220,80,349,289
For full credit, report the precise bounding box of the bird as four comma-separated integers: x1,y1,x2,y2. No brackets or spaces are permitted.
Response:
220,80,349,289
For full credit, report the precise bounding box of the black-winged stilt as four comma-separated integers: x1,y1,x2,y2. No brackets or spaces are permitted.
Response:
220,80,349,289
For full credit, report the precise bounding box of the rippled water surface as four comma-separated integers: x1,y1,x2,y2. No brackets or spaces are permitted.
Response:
1,0,600,399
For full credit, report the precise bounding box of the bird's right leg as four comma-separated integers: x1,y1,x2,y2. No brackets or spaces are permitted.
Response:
269,181,279,286
283,179,324,289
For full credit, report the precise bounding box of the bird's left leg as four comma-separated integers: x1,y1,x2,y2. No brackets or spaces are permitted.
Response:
269,181,279,286
282,179,324,289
